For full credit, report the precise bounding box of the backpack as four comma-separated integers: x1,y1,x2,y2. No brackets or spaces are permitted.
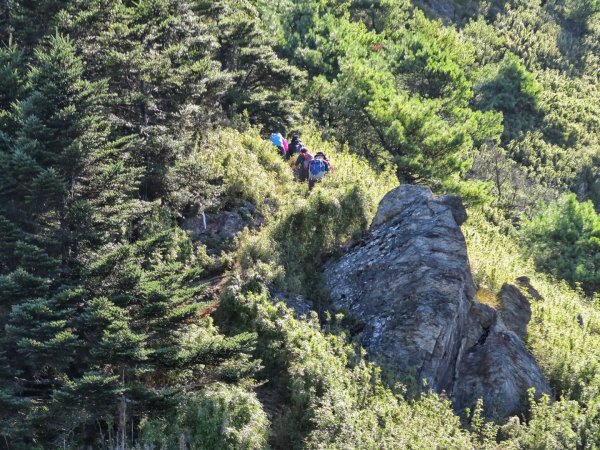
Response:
289,140,302,155
270,133,283,148
309,158,327,180
303,152,313,169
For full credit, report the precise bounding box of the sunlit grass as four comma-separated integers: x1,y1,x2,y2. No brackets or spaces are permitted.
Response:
475,287,501,309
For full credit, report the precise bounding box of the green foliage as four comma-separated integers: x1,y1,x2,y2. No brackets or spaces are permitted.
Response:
521,195,600,293
465,209,600,448
323,52,499,182
506,131,582,190
4,0,71,49
198,128,295,213
197,0,304,131
0,43,25,131
474,52,542,115
520,392,586,449
270,0,355,78
467,143,557,218
61,0,230,200
1,0,600,447
387,9,475,103
489,3,565,71
459,2,600,209
141,385,269,450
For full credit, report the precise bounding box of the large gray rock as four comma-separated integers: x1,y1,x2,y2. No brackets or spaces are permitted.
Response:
325,185,550,417
181,202,261,250
453,301,549,418
498,284,531,340
416,0,456,24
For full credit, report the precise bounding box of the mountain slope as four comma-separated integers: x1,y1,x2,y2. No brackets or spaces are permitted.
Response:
0,0,599,448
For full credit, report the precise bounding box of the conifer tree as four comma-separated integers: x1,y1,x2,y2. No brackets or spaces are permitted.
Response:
0,33,101,442
63,0,230,200
198,0,304,131
0,32,150,444
0,25,256,447
4,0,70,49
0,43,25,132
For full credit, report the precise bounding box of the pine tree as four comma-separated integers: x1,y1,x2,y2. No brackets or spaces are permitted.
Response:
198,0,304,131
0,42,25,132
63,0,230,200
4,0,71,49
0,33,144,444
0,18,256,447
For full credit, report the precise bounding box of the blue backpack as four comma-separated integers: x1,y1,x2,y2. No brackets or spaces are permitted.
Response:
270,133,284,148
309,158,327,180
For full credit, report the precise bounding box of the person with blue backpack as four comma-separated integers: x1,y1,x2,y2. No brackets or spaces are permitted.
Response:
308,152,333,190
270,132,286,158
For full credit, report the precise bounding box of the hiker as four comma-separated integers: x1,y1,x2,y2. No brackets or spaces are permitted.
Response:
308,152,333,191
287,133,303,160
294,147,313,182
270,132,286,158
282,135,289,156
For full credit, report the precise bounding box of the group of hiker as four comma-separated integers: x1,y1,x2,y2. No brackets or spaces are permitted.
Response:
270,132,333,190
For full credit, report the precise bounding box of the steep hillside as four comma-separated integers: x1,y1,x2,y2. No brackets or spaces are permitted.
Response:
0,0,599,448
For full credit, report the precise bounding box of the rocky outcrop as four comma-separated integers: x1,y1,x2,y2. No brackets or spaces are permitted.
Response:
182,202,261,251
272,291,314,317
325,185,550,417
497,284,531,340
452,284,548,417
415,0,456,24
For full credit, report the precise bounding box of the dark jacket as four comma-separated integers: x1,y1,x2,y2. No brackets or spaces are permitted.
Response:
288,137,303,156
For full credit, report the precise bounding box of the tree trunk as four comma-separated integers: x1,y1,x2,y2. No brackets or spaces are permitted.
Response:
118,369,126,450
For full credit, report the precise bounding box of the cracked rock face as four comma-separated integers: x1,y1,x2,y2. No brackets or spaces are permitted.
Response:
325,184,550,417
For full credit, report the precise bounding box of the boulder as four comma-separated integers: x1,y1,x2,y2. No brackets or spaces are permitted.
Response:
272,291,314,317
498,283,531,340
181,202,261,250
516,276,544,301
453,304,549,418
325,184,550,417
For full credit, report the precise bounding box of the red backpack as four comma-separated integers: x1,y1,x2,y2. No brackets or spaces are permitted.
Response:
302,152,313,169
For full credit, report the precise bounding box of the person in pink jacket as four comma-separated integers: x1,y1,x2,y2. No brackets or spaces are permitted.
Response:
282,136,289,155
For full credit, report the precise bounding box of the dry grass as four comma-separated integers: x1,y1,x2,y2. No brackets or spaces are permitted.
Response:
475,287,501,309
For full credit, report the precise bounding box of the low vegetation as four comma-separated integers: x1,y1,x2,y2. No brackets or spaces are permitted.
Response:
0,0,599,448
